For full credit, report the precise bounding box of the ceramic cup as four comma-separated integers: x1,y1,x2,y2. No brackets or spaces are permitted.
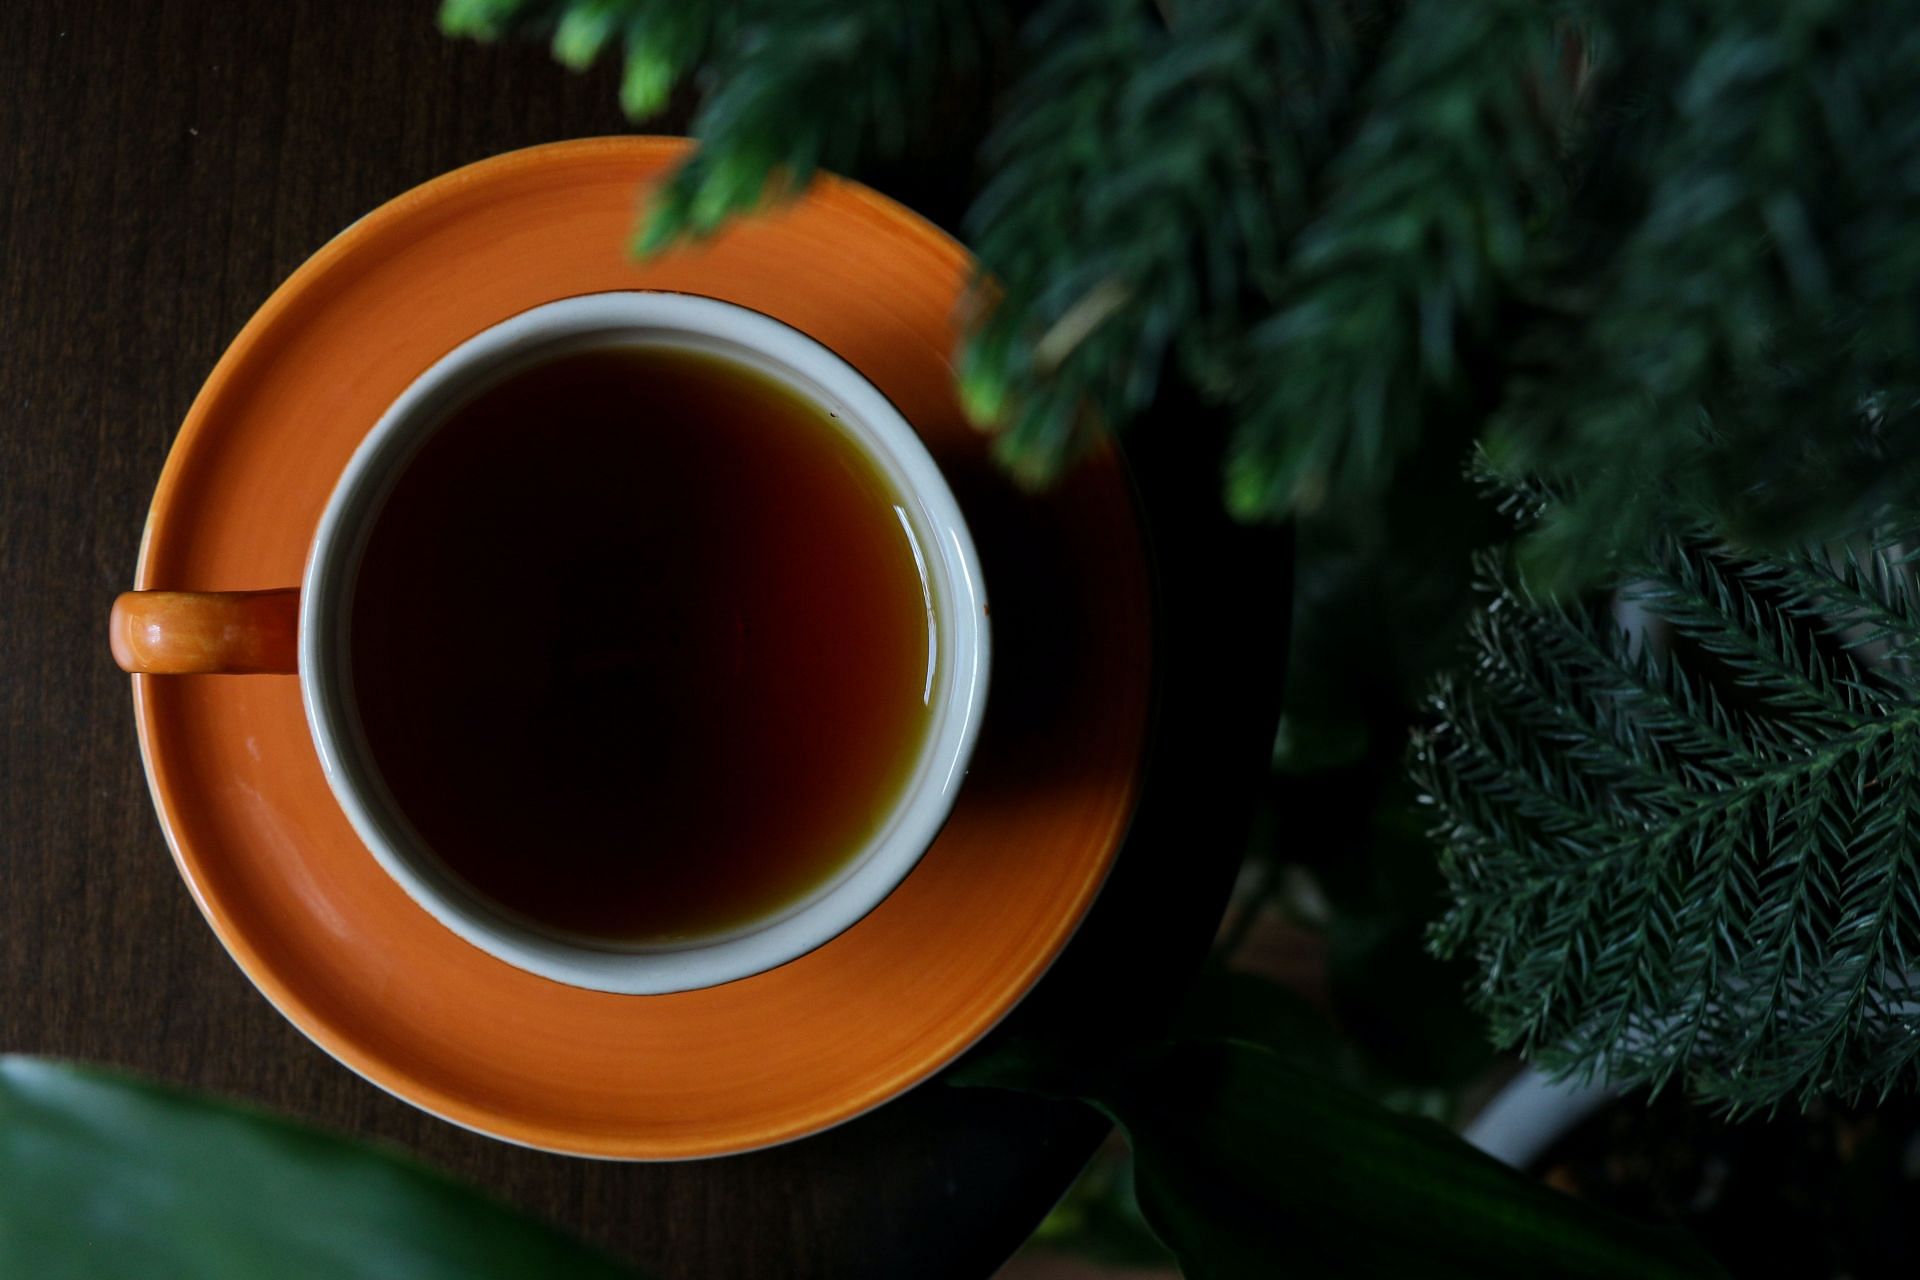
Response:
111,291,990,995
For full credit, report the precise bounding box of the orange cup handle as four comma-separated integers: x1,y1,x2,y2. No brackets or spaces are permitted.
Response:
110,589,302,675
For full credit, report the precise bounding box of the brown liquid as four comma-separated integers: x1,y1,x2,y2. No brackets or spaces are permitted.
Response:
348,345,934,943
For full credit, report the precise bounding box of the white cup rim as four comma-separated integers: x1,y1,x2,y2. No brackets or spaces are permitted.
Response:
298,291,990,994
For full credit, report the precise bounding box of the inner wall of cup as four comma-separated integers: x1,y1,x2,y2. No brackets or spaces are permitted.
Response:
306,320,968,957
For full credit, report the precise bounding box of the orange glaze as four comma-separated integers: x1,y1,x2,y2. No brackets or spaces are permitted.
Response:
124,138,1151,1158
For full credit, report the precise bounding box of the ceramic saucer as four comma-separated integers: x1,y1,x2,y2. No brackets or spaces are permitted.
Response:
130,138,1150,1158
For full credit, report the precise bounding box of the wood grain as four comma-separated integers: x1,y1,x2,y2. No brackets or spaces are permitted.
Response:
0,3,1288,1275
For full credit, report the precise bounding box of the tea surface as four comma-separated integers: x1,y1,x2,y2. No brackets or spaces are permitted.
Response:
350,344,935,943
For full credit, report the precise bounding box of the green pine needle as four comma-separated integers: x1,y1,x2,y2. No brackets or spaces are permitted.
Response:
961,0,1357,481
447,0,1920,582
1490,0,1920,587
439,0,541,40
1226,0,1562,521
630,1,1001,253
1418,499,1920,1111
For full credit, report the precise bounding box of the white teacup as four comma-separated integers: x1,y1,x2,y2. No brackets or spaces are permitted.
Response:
113,292,991,994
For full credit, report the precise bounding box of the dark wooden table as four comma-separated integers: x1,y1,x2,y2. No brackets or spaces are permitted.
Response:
0,3,1288,1276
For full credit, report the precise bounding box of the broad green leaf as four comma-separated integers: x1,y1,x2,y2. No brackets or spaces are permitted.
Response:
1025,1138,1174,1270
0,1057,636,1280
957,1036,1725,1280
1095,1041,1725,1280
1171,970,1364,1081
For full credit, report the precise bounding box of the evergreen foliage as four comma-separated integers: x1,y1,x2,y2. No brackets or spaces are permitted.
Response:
1417,479,1920,1109
1224,0,1559,523
445,0,1920,584
446,0,1920,1111
1487,0,1920,587
957,0,1358,484
442,0,1003,250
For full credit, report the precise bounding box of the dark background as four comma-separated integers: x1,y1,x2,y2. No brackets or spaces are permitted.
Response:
0,3,1286,1275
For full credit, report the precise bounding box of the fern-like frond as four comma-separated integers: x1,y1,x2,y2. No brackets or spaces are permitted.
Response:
1419,527,1920,1111
441,0,730,118
635,0,1003,252
958,0,1356,484
1492,0,1920,587
1750,540,1920,676
448,0,1920,579
1225,0,1563,519
443,0,1004,249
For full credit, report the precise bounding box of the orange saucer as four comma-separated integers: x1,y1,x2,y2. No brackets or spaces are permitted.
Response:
129,138,1151,1158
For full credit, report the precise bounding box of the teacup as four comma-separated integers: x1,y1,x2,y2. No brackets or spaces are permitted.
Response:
112,292,990,994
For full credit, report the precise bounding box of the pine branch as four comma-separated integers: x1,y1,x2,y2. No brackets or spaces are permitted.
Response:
1225,0,1564,519
635,0,1004,252
441,0,727,118
1633,538,1881,722
1419,519,1920,1110
958,0,1357,484
442,0,1004,249
1752,541,1920,675
448,1,1920,581
1492,0,1920,586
